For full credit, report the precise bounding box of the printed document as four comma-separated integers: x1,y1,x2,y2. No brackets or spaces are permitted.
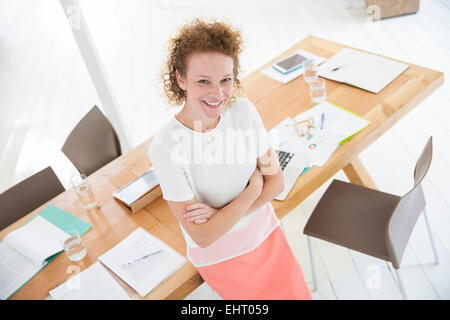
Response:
98,228,186,297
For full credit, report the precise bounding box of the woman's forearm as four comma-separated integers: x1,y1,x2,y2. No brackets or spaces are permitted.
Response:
194,183,261,248
245,174,284,215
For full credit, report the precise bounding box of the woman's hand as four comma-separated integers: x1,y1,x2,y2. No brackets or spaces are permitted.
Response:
184,202,218,224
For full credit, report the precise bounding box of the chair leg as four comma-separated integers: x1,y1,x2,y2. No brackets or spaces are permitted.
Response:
307,236,318,291
423,208,440,265
394,268,408,300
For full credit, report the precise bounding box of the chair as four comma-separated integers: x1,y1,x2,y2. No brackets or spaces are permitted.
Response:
61,105,122,176
0,166,65,231
303,137,438,300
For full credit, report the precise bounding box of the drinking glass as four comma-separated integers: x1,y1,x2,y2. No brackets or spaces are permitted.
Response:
304,62,318,83
309,78,326,104
63,230,87,261
71,172,97,210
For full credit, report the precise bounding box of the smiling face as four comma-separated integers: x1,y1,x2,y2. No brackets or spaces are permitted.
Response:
176,51,234,124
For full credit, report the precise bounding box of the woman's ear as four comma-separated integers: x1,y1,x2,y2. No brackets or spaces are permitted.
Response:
175,69,186,91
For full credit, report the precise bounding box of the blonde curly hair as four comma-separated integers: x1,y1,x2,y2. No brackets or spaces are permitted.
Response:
161,18,244,107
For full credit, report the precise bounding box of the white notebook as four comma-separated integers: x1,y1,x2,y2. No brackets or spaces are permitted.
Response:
98,228,186,297
0,216,70,300
49,262,131,300
318,48,409,93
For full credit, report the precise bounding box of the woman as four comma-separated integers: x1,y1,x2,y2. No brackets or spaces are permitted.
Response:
149,18,311,300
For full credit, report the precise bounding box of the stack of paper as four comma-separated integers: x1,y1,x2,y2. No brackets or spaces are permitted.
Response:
269,101,371,167
98,228,186,297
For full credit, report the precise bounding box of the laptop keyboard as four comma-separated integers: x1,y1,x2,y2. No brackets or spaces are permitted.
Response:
276,150,294,171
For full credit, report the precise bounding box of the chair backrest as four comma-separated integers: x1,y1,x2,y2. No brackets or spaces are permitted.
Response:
385,137,433,269
61,106,122,176
0,166,65,231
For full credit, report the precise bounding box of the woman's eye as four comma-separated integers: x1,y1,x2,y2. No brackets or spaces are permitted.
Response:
199,80,208,84
222,78,232,82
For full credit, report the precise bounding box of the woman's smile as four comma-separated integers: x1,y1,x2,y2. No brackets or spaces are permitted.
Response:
201,99,224,109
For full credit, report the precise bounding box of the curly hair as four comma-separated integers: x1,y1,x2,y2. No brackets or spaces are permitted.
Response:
161,18,244,107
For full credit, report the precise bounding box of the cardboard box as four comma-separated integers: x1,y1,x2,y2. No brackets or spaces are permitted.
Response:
365,0,420,19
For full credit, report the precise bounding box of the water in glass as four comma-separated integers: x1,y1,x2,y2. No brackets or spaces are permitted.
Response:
63,233,87,261
75,183,97,210
309,78,326,104
304,63,318,83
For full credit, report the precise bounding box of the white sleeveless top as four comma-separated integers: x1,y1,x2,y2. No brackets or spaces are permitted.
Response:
149,98,279,267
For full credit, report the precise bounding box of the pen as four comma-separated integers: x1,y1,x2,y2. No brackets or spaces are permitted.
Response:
121,249,162,268
331,63,352,72
320,113,325,130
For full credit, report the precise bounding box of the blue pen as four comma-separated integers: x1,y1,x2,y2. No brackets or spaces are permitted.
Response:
320,113,325,130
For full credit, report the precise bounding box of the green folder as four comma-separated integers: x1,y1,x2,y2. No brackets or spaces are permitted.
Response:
6,205,92,299
325,101,371,145
37,204,92,236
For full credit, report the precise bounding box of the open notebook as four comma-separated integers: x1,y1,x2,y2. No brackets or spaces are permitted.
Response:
0,205,92,300
318,48,409,93
0,216,69,300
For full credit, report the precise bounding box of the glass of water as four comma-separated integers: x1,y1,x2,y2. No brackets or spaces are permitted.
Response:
309,78,326,104
71,172,97,210
63,230,87,261
304,62,318,83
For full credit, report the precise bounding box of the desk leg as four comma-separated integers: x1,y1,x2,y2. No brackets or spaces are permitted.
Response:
343,156,377,190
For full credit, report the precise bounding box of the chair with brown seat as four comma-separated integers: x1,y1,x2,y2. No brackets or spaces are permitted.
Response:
303,137,438,300
0,166,65,231
61,105,122,176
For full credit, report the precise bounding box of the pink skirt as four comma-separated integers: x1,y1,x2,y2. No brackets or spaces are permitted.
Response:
197,226,312,300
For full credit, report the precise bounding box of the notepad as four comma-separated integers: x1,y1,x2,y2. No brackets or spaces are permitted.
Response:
98,227,186,297
49,262,131,300
318,48,409,93
0,205,92,300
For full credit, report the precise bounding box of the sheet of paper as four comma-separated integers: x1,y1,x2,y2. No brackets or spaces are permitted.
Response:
113,169,159,205
3,215,69,265
261,49,327,84
98,228,186,297
0,242,46,300
49,262,131,300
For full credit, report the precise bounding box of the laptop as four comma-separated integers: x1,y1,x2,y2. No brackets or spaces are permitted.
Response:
275,150,310,201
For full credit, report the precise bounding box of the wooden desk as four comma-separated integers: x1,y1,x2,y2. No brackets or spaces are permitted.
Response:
1,35,443,300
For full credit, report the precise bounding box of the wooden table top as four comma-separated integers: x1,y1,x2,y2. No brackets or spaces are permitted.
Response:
1,35,443,300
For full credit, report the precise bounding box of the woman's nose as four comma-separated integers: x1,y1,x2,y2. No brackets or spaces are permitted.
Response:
209,84,223,98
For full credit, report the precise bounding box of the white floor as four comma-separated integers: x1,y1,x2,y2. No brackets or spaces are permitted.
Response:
1,0,449,300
